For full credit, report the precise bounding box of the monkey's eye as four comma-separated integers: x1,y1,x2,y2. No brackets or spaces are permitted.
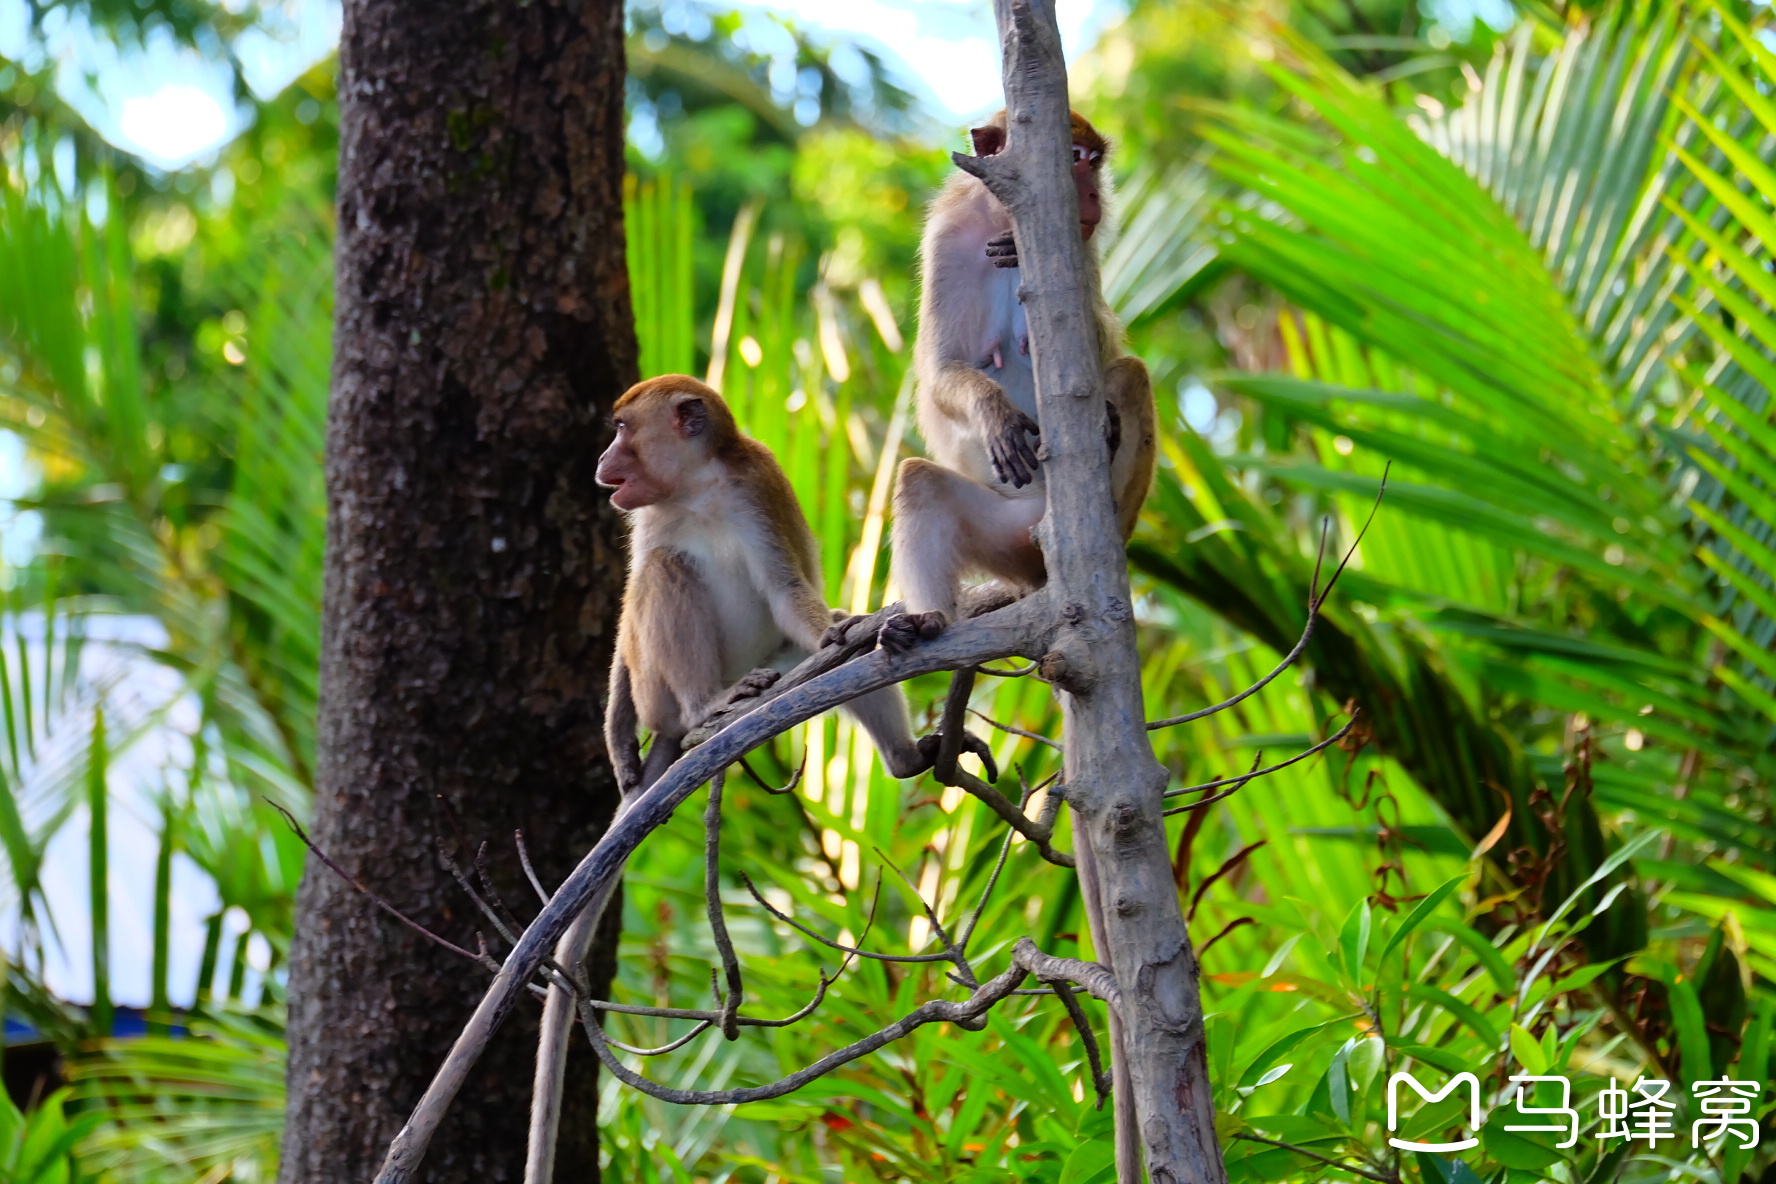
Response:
1089,150,1103,164
1072,144,1088,163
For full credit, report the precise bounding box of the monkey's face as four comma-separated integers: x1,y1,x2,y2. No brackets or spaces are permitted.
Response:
969,112,1105,241
1073,145,1104,239
596,420,664,511
597,392,713,511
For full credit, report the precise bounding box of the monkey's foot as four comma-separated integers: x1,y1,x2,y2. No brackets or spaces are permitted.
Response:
821,612,875,650
915,728,1001,784
723,667,780,705
878,611,948,654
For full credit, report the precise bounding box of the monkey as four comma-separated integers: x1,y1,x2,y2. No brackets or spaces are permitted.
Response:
881,109,1156,652
526,375,993,1183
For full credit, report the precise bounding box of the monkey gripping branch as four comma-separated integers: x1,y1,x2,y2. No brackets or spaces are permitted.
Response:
364,3,1371,1179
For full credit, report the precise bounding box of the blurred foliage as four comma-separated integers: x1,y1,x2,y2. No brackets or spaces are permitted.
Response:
0,0,1774,1182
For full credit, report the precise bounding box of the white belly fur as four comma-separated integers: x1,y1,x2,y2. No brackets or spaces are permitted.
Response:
964,269,1043,499
638,502,806,685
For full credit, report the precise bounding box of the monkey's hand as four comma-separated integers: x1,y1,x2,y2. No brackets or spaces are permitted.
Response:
1104,398,1122,457
984,231,1019,269
878,610,948,654
915,729,1001,784
980,397,1042,488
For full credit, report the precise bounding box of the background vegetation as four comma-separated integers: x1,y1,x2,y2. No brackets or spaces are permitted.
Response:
1,0,1774,1180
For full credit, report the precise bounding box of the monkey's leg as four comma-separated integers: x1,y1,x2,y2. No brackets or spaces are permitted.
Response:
1104,355,1157,542
884,458,1045,652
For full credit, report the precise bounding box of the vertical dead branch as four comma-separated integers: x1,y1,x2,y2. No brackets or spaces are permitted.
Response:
955,2,1226,1178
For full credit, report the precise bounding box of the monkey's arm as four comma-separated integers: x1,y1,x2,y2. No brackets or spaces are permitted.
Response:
927,363,1041,488
606,654,643,795
760,556,839,657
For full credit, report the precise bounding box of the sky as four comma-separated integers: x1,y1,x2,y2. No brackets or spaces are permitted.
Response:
1,0,1122,171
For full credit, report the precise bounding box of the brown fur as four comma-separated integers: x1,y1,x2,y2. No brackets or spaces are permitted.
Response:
536,375,979,1184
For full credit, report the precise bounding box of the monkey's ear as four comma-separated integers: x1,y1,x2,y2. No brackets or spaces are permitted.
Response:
673,397,708,438
969,124,1006,157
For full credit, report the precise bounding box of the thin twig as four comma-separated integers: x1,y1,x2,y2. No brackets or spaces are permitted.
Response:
969,707,1062,751
739,872,952,963
976,659,1038,677
704,770,743,1039
436,838,520,949
1198,916,1256,958
578,937,1107,1107
605,1021,715,1057
514,829,551,906
739,752,805,795
946,764,1075,867
1188,840,1267,922
1048,978,1111,1109
1148,468,1388,732
580,959,847,1028
878,850,963,959
267,800,491,971
583,958,1031,1105
473,841,530,944
957,802,1022,953
877,849,980,1001
1163,716,1360,812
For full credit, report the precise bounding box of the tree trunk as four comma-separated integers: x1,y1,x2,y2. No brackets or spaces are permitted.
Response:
279,1,635,1180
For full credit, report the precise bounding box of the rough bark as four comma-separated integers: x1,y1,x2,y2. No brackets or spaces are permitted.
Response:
279,0,636,1180
958,2,1227,1179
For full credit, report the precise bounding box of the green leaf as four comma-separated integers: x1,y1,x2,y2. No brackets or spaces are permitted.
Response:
1482,1125,1562,1171
1378,874,1466,971
1058,1139,1116,1184
1432,922,1516,996
1239,1022,1330,1089
1261,932,1304,978
1405,985,1501,1049
1339,898,1372,983
1386,1041,1472,1077
1508,1024,1547,1076
1417,1152,1486,1184
1328,1039,1354,1125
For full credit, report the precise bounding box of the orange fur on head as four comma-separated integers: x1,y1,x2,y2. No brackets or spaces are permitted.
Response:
597,376,740,511
966,108,1110,162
